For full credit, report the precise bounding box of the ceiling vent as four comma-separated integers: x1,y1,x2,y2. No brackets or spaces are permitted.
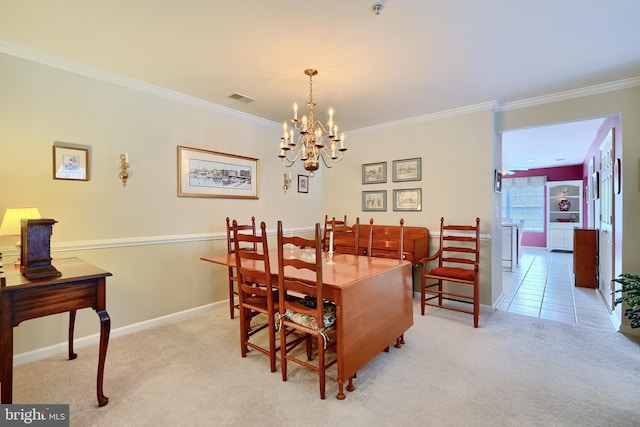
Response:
229,93,255,103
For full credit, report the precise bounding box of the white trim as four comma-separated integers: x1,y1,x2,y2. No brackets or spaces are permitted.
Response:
0,226,315,255
0,40,278,129
2,40,638,132
349,101,498,134
496,77,640,112
13,302,224,366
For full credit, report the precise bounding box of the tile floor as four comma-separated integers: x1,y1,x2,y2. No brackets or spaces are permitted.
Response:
499,247,615,330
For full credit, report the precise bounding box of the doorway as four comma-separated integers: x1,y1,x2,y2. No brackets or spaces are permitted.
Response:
499,116,620,328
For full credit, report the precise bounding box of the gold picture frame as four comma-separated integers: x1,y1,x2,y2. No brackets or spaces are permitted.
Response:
53,143,89,181
178,145,259,199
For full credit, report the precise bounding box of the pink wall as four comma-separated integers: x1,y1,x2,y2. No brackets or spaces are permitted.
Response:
504,165,583,248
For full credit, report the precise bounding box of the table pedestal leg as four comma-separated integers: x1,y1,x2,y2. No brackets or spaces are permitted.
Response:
96,309,110,407
0,315,13,404
337,381,345,400
68,310,77,360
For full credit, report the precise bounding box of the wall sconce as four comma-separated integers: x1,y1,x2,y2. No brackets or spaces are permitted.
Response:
119,153,130,187
283,173,292,194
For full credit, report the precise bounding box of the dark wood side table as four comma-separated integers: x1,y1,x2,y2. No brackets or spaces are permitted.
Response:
0,257,112,406
573,228,598,288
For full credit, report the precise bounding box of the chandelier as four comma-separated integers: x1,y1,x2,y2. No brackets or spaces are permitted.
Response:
278,69,346,176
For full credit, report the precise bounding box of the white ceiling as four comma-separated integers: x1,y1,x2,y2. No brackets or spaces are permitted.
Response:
0,1,638,168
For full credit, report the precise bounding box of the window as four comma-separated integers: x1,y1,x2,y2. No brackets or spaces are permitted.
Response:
502,176,546,232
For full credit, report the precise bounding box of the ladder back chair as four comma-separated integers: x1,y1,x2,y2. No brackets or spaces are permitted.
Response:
225,216,256,319
420,217,481,327
331,217,360,255
366,218,405,260
323,214,346,252
233,220,279,372
277,221,340,400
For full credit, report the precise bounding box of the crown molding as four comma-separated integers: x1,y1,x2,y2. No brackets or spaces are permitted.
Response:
349,101,498,135
496,77,640,112
3,40,638,133
0,40,277,128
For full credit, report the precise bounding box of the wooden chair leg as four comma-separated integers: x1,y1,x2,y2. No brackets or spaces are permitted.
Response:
229,289,235,319
280,326,288,382
421,276,426,316
318,336,326,400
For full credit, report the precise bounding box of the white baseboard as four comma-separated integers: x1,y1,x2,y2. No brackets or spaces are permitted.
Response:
14,301,226,367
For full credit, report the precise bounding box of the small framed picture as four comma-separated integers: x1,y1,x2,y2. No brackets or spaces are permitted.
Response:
298,174,309,193
393,188,422,211
362,162,387,184
362,190,387,211
494,169,502,193
53,144,89,181
392,158,421,182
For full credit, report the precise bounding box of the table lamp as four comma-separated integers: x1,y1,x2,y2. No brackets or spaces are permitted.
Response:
0,207,41,265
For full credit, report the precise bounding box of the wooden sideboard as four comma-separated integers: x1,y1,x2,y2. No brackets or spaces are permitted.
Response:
334,223,429,265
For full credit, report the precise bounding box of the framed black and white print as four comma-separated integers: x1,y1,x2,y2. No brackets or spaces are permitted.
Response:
362,190,387,211
362,162,387,184
178,145,259,199
392,158,421,182
494,169,502,193
393,188,422,211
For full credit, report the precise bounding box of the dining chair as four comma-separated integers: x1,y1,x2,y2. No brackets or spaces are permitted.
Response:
232,220,279,372
323,214,346,252
420,217,481,327
367,218,405,260
331,216,360,255
225,216,256,319
276,221,339,399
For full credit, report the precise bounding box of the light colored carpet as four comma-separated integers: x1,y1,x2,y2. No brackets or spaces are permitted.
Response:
12,301,640,427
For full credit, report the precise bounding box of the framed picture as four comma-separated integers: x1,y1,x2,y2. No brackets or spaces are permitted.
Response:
53,144,89,181
298,174,309,193
362,162,387,184
178,145,259,199
362,190,387,211
392,157,421,182
494,169,502,193
393,188,422,211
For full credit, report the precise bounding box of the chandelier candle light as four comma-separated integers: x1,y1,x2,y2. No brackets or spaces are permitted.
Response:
278,69,346,176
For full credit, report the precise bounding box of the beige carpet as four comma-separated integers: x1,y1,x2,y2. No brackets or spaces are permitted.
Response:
12,301,640,426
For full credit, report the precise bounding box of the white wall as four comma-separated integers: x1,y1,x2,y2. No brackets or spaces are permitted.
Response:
0,52,321,354
2,49,639,357
321,106,498,306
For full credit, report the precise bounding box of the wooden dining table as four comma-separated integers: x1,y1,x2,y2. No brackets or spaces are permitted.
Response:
201,248,413,399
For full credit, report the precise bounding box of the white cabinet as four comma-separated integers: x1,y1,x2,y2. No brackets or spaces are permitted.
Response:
546,180,582,251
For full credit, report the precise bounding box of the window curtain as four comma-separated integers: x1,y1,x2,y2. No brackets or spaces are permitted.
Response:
502,176,547,190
